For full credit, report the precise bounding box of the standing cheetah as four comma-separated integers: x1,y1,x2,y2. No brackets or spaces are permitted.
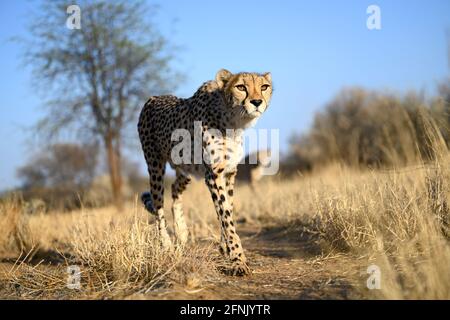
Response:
137,69,272,275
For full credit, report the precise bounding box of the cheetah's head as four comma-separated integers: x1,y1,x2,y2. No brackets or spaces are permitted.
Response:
215,69,272,125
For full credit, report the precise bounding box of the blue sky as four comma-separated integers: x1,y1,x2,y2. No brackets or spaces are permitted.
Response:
0,0,449,191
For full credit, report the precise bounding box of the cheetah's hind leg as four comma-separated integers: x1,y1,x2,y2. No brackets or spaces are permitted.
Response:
140,165,173,252
171,171,191,247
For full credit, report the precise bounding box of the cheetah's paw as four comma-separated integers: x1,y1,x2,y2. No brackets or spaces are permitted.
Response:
231,260,251,276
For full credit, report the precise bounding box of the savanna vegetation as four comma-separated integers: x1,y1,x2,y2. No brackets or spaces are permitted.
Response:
1,83,449,299
1,0,449,300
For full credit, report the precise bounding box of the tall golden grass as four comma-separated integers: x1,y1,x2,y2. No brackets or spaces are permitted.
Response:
0,106,449,299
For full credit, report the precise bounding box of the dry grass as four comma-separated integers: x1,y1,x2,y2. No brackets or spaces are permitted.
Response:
0,198,218,299
238,162,450,299
311,164,450,299
1,158,449,299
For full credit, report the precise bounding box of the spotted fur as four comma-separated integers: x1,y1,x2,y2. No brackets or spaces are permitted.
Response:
137,69,272,276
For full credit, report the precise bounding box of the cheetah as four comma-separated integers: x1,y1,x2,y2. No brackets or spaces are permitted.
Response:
137,69,273,276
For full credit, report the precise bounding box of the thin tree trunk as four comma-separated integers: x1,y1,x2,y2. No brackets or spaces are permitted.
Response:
104,132,123,210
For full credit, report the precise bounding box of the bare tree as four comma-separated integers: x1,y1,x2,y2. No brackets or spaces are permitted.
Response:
20,0,180,208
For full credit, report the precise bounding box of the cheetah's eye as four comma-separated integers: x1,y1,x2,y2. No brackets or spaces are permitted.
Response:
235,85,246,92
261,84,270,91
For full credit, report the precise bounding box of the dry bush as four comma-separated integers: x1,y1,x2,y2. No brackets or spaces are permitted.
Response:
16,143,98,211
285,87,450,171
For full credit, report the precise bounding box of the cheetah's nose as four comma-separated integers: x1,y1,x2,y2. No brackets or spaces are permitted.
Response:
250,99,263,107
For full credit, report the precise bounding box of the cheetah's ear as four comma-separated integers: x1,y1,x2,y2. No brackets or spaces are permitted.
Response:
215,69,233,88
263,72,272,83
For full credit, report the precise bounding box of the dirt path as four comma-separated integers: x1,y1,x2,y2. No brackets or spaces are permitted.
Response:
0,222,367,300
143,223,366,300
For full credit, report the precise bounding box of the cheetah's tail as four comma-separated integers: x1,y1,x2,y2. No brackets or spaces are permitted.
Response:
141,192,156,214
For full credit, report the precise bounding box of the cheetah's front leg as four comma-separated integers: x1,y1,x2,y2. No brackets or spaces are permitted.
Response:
205,170,250,276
